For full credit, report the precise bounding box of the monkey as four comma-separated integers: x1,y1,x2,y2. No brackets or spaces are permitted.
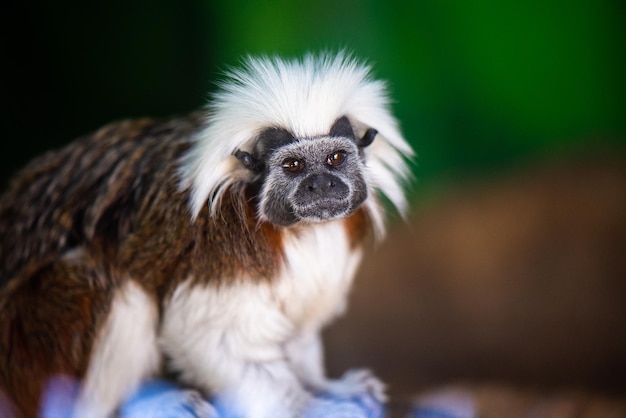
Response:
0,53,413,418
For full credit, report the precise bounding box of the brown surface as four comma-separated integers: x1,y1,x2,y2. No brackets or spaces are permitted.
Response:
325,152,626,410
404,384,626,417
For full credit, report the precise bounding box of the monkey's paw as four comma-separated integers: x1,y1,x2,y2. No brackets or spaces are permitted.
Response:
322,369,387,403
304,369,386,418
119,380,219,418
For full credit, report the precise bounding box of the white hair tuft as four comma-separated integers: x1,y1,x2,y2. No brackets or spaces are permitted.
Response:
179,52,413,230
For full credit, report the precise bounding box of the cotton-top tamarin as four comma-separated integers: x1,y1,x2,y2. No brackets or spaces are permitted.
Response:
0,53,413,418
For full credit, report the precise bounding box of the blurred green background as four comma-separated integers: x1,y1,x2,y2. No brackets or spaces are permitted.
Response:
3,0,625,199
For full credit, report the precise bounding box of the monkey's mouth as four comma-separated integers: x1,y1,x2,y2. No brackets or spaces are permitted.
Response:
293,198,354,222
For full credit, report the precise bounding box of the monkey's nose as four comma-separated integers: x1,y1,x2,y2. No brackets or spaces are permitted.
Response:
306,174,336,193
303,174,349,199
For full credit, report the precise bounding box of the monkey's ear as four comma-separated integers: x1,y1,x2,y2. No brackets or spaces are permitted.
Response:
234,149,261,172
258,127,296,153
331,117,377,149
358,128,377,148
329,116,355,140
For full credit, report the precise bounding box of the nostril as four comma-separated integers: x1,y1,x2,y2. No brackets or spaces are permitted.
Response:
307,176,320,192
304,174,340,193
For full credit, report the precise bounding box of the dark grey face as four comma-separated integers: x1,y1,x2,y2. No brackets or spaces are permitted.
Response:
235,116,377,226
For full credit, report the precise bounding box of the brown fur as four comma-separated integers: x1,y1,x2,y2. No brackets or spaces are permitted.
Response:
1,257,114,417
0,112,373,416
343,207,373,248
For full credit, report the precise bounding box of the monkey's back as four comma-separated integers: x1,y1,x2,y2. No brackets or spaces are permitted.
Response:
0,111,287,417
0,113,204,286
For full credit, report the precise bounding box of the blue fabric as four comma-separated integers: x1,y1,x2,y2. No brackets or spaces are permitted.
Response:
40,375,80,418
39,377,215,418
304,393,384,418
39,377,476,418
119,380,217,418
38,377,385,418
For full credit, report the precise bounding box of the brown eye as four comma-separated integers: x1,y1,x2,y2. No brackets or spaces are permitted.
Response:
327,151,347,167
282,157,305,173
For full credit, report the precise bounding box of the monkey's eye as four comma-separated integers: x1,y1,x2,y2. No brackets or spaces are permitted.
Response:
326,151,347,167
282,157,305,173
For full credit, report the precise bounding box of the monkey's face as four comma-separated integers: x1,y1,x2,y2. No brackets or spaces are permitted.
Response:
236,117,375,226
259,137,367,225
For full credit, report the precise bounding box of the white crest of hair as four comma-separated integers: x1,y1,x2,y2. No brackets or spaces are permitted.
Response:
179,51,413,222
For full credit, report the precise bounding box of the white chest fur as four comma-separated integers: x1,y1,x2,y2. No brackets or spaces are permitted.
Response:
159,220,363,396
275,220,363,332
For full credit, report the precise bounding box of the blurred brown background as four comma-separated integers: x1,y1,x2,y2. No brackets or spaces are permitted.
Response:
326,151,626,415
